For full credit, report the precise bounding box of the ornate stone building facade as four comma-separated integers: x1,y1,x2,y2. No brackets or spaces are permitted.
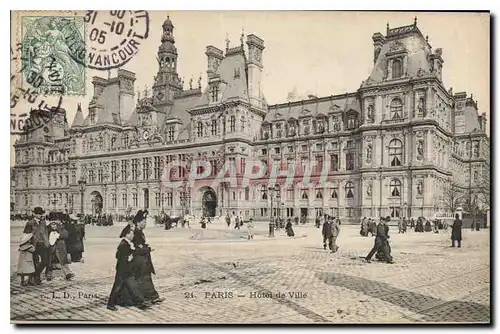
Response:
12,17,489,222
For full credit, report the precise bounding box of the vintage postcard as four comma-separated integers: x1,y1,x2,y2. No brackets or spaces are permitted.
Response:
10,10,491,324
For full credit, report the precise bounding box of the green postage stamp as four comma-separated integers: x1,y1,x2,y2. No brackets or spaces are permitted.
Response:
21,15,86,95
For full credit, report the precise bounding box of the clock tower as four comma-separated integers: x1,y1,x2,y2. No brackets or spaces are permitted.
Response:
152,15,183,108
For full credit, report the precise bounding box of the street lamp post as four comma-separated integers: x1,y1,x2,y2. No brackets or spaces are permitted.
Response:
268,185,278,237
78,179,86,216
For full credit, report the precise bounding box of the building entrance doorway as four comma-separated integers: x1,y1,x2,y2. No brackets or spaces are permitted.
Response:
90,191,103,215
202,188,217,217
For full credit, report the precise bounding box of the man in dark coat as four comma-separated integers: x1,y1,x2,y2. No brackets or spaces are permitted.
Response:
66,214,85,262
365,218,393,264
23,207,51,284
451,214,463,248
322,219,331,250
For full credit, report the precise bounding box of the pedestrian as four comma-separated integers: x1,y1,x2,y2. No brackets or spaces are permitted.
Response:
107,228,150,311
322,218,331,250
398,217,403,234
329,217,340,253
285,218,295,237
226,214,231,228
410,218,415,230
131,210,165,304
424,220,432,232
23,207,51,284
360,217,368,236
268,217,275,237
234,216,240,230
247,218,254,240
451,214,463,248
365,218,393,264
315,216,321,229
294,216,299,225
200,217,207,229
402,217,408,234
17,232,36,286
475,219,481,231
65,214,84,263
48,221,75,280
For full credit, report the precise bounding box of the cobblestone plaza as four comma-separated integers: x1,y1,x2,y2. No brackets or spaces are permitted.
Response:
10,221,490,324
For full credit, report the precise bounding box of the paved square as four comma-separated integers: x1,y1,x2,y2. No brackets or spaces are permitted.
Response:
10,221,490,324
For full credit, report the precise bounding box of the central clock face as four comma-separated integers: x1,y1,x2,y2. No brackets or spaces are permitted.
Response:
142,130,150,140
155,90,165,102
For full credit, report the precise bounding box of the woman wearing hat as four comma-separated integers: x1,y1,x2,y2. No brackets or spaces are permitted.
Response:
17,233,36,286
65,214,85,262
130,210,164,304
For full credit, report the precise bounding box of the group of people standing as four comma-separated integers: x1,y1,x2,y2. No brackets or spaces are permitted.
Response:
107,209,165,311
17,207,85,286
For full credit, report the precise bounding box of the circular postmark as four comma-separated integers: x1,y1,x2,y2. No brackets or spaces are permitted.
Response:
82,10,150,70
21,16,86,95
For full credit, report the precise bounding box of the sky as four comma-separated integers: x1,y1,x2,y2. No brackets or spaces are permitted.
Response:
10,11,490,165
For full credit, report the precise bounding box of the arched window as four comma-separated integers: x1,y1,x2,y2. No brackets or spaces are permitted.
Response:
389,139,403,166
390,179,402,197
197,122,203,137
301,190,308,200
345,182,354,198
392,59,403,79
316,189,323,199
261,185,267,200
390,98,403,119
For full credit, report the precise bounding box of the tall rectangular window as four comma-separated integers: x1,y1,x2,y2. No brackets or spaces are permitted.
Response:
167,127,175,142
131,159,138,180
122,193,127,207
111,193,117,207
211,119,218,135
155,192,161,207
143,157,150,180
166,192,173,206
111,161,118,182
346,153,354,171
230,116,236,132
121,160,128,181
154,157,161,179
132,193,138,207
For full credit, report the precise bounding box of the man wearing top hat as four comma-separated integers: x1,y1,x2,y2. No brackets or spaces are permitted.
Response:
23,207,51,284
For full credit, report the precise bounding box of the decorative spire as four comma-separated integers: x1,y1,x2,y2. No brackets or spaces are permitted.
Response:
143,85,148,97
240,28,245,46
386,22,390,34
225,33,230,51
77,102,82,113
426,35,429,43
198,74,202,89
414,16,417,26
137,91,141,102
189,77,193,90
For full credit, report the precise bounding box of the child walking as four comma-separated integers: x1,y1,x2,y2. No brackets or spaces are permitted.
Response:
17,233,35,286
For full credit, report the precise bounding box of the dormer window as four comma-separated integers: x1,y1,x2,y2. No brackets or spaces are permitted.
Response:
392,58,403,78
167,127,175,141
210,85,219,102
89,110,96,123
390,98,403,119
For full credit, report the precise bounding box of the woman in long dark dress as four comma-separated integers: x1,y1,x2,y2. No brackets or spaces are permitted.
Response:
131,211,165,304
285,219,295,237
66,214,84,262
107,228,149,311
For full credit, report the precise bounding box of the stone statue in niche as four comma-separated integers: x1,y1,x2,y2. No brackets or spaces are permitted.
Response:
473,142,479,157
417,96,426,116
317,120,325,133
333,117,340,131
417,180,423,195
367,105,374,122
288,122,296,136
304,123,310,135
417,140,424,160
366,184,372,197
263,128,269,140
366,144,372,163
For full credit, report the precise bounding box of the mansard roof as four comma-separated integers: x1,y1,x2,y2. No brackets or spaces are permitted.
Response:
266,94,360,122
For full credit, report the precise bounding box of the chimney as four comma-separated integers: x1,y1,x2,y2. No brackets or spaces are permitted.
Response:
372,32,385,64
205,46,224,79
